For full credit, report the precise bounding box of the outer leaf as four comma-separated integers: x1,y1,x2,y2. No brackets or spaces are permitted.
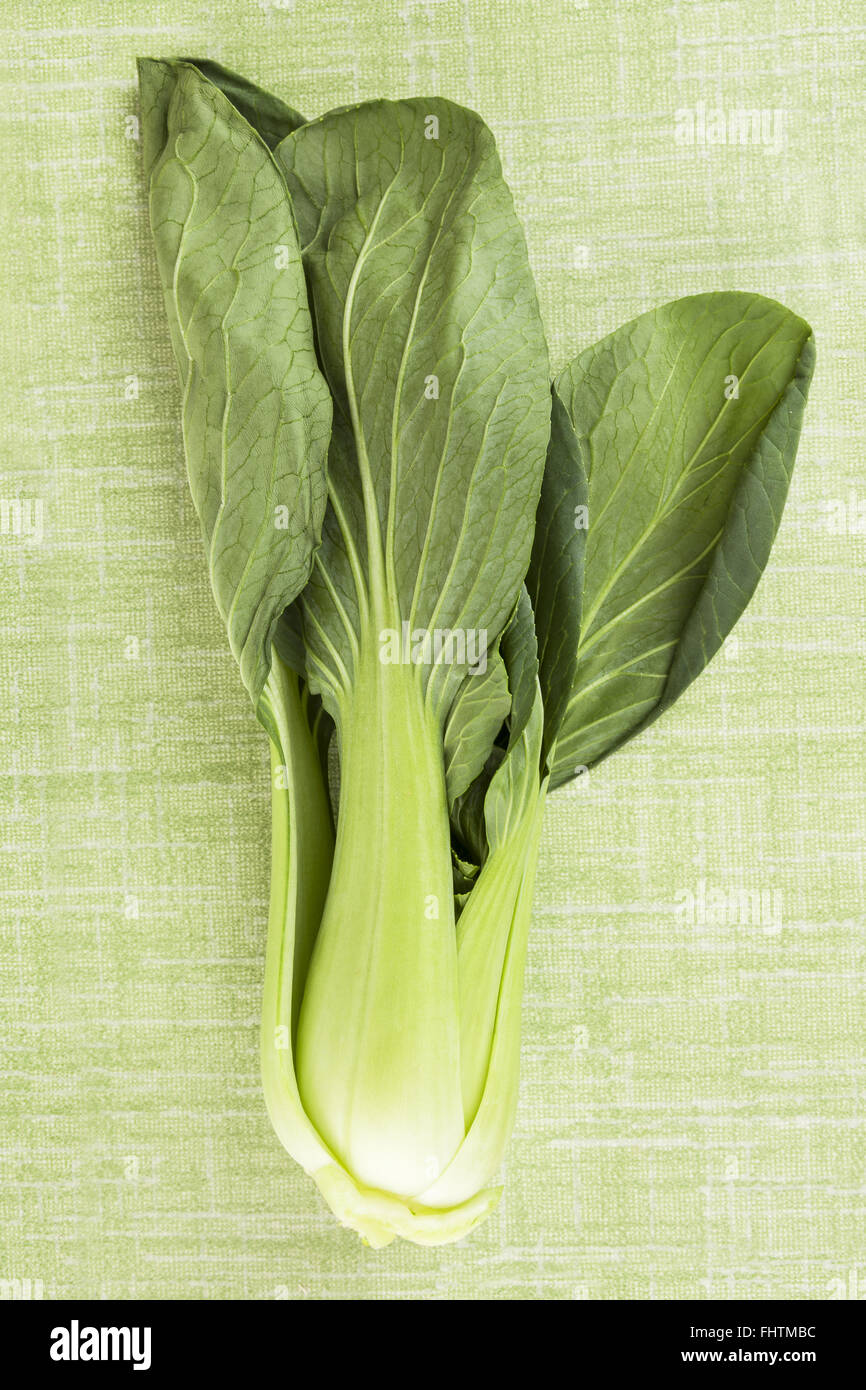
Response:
429,782,545,1201
452,589,545,1132
138,59,332,706
549,292,815,787
175,57,308,146
273,98,551,720
525,387,588,767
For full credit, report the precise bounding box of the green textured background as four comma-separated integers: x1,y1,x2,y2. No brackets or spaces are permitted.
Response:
1,0,864,1301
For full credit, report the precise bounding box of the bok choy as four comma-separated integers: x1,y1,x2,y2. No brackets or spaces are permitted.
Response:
137,58,815,1247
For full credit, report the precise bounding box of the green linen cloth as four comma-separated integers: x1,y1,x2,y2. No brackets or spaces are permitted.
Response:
0,0,863,1299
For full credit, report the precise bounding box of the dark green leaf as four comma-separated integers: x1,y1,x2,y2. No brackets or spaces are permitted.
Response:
138,59,332,707
272,99,551,721
450,586,540,862
549,291,814,787
525,386,588,767
443,646,511,806
482,587,543,850
174,58,308,146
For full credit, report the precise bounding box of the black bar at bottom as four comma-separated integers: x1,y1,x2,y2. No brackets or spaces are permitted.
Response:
0,1297,861,1374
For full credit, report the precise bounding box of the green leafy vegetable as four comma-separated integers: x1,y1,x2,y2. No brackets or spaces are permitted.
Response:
548,292,815,785
138,58,815,1247
174,57,308,146
273,92,553,1220
138,58,331,705
526,387,588,768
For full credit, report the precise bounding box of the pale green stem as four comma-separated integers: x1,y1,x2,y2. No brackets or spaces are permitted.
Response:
295,638,464,1198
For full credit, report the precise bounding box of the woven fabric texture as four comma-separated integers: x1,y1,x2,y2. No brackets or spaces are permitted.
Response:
1,0,863,1300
